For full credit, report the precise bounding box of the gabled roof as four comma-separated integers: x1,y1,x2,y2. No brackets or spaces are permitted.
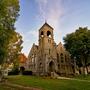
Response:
39,22,53,31
57,42,63,48
31,43,38,51
57,42,62,46
57,42,66,51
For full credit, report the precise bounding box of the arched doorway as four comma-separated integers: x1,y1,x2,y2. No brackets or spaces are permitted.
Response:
20,66,25,74
49,61,55,72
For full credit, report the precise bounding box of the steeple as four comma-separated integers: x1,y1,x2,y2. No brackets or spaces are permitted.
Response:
39,22,54,40
45,19,47,23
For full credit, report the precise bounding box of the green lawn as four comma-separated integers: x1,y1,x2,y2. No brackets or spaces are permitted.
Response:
0,85,10,90
74,74,90,80
6,75,90,90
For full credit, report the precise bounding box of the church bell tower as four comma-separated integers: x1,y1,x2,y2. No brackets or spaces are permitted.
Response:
38,22,57,75
39,22,54,55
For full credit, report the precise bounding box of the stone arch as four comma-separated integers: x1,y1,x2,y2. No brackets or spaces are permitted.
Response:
20,66,25,73
48,61,55,72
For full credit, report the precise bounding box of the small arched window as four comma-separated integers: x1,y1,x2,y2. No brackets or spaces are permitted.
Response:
40,63,42,67
60,53,64,63
57,53,59,62
41,31,44,37
47,31,51,37
61,53,63,56
49,49,50,54
65,55,67,62
58,64,60,69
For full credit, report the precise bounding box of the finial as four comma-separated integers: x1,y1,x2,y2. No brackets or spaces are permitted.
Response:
45,19,47,23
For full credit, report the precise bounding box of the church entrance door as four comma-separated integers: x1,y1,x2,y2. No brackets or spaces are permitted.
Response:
49,61,55,72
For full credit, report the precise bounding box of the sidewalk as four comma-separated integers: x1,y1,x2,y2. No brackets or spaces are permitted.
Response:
57,76,90,82
1,82,42,90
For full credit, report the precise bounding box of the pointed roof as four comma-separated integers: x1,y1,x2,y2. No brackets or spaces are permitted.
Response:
58,42,62,46
39,22,53,31
57,42,66,51
57,42,63,48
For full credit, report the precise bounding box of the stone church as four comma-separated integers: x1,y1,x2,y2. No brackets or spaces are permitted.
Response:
27,23,74,76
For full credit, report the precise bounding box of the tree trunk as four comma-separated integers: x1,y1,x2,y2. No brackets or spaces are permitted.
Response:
81,56,87,75
0,64,6,82
82,62,88,75
86,66,89,74
0,70,3,82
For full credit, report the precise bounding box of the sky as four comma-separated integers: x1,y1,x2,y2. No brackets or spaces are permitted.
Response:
15,0,90,56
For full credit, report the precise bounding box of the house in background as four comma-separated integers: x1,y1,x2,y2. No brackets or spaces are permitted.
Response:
19,53,27,70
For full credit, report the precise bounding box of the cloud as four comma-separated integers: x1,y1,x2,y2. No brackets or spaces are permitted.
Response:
35,0,48,4
35,0,64,43
28,30,38,39
17,29,38,56
35,0,48,20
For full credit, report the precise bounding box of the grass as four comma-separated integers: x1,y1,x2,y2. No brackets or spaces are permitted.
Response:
0,85,10,90
0,84,19,90
74,74,90,80
6,75,90,90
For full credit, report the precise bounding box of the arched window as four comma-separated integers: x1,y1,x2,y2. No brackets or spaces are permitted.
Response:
39,63,43,71
60,53,64,63
40,63,42,65
58,64,60,69
39,63,42,68
65,55,67,62
49,49,50,54
41,31,44,37
47,31,51,37
57,53,59,62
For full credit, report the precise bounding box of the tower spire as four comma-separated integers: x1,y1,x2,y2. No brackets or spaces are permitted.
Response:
45,19,47,24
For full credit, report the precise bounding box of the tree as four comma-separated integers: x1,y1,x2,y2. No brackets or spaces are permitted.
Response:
7,32,23,68
63,27,90,74
0,0,20,64
0,0,21,81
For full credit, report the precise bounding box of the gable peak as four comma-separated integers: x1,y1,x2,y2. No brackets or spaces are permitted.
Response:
39,22,53,31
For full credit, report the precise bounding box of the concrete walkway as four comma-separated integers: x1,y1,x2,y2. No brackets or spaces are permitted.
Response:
57,76,90,82
52,72,90,82
1,82,42,90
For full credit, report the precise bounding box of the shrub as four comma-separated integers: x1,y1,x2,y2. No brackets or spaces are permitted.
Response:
22,70,32,75
8,68,20,75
